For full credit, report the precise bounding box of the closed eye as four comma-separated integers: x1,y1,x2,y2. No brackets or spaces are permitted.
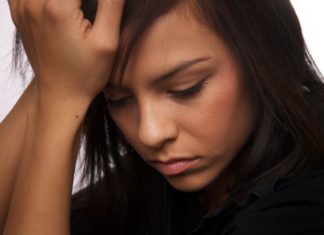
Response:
106,95,132,108
167,77,209,99
106,76,210,108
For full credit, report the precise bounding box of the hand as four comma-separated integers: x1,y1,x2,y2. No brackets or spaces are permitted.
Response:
8,0,125,102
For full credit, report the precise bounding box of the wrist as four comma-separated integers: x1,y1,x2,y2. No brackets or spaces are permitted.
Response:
24,91,91,144
29,82,93,124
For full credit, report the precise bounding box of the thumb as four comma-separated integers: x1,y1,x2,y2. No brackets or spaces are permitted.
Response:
91,0,125,48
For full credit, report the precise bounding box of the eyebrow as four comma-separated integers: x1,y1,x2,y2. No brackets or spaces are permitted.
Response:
106,57,211,90
151,57,211,85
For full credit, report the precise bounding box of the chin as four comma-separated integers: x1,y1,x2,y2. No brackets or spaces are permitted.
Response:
165,173,215,192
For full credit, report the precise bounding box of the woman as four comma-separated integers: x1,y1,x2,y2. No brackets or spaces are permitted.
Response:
1,0,324,234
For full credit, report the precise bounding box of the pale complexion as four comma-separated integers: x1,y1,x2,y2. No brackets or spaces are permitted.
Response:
107,5,256,206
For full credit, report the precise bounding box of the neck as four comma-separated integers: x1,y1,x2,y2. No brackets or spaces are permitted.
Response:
199,168,231,212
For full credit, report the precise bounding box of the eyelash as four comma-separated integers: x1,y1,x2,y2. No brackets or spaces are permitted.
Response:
167,78,208,99
106,78,208,108
106,96,132,108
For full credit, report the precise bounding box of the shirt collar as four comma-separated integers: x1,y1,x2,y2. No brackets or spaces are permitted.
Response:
181,176,281,233
182,170,324,233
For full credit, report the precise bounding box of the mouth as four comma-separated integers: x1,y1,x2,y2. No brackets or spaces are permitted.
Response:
150,157,200,176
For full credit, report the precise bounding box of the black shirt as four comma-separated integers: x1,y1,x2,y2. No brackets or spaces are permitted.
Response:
71,170,324,234
185,170,324,234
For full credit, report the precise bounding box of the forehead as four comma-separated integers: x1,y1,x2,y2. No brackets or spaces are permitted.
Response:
112,3,229,87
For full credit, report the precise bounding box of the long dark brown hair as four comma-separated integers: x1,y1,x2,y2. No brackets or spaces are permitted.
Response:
14,0,324,234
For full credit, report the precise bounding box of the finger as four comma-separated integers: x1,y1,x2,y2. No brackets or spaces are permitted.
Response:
91,0,125,48
43,0,81,21
16,0,45,24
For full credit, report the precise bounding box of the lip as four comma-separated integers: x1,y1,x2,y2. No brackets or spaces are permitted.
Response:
150,157,199,176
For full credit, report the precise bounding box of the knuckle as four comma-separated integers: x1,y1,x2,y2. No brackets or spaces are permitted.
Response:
94,39,118,55
43,0,65,21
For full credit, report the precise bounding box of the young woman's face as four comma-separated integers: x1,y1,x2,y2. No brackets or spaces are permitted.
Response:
106,6,255,193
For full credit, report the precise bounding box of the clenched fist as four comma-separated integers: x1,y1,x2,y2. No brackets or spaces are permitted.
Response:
8,0,125,101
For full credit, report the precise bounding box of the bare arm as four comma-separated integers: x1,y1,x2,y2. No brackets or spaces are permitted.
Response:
3,0,125,234
4,91,90,234
0,80,34,230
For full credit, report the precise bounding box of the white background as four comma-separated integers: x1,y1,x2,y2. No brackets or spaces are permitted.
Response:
1,0,324,121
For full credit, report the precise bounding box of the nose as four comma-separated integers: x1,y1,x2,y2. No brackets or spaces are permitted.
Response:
138,102,178,149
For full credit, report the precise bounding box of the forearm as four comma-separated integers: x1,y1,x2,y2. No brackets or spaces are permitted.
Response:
3,92,92,235
3,0,125,232
0,80,35,229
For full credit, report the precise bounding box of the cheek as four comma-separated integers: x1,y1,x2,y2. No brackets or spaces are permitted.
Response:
179,76,255,156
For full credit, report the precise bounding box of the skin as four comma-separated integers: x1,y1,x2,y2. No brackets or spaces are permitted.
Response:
1,0,253,233
3,0,125,234
107,4,256,206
